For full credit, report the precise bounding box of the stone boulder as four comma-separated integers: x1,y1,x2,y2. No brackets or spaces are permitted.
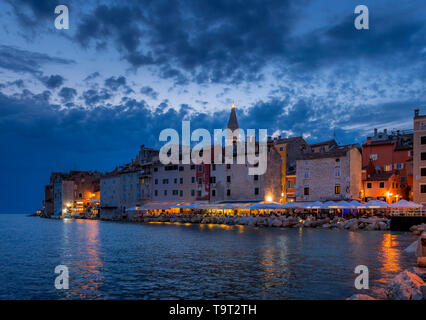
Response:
272,218,282,227
386,270,425,300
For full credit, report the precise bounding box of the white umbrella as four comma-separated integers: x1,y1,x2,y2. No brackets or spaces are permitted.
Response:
302,201,324,209
348,200,362,208
280,201,299,208
249,202,282,210
365,200,389,208
334,200,351,208
389,199,422,208
323,201,337,208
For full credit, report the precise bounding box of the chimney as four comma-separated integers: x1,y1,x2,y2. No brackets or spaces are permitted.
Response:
374,128,377,135
415,109,419,117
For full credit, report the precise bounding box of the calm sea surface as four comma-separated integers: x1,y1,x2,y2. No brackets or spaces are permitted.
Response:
0,214,417,300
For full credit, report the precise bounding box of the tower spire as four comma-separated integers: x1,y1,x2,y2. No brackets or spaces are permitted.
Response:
227,101,239,131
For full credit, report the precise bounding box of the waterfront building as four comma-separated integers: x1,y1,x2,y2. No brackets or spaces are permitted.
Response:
207,104,283,203
44,171,101,216
362,171,405,202
361,128,413,202
295,144,362,202
136,144,159,164
269,136,308,202
100,163,148,219
413,109,426,205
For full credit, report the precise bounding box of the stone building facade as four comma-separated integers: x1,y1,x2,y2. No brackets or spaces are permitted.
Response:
413,109,426,205
296,144,362,202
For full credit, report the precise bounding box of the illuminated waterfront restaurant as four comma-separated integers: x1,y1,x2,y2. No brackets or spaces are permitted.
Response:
361,171,405,204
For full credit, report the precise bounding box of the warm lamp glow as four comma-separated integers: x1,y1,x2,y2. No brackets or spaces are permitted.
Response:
266,196,272,202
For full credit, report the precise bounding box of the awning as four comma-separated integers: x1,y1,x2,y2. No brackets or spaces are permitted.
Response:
389,199,422,208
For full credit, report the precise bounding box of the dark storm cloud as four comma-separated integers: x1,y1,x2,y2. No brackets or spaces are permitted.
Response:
84,72,100,82
58,87,77,103
285,14,426,71
0,45,74,76
40,74,64,89
71,1,425,84
104,76,127,91
140,86,159,100
6,0,72,27
81,88,112,106
73,0,304,84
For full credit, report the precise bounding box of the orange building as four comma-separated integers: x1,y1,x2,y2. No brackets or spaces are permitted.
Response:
361,128,413,202
362,172,405,203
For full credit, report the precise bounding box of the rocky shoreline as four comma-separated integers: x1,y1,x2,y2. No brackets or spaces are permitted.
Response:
110,212,392,231
348,224,426,300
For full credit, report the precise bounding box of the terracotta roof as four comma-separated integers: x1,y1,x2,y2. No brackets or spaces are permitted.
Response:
299,149,348,160
365,172,393,181
298,144,360,160
309,139,337,148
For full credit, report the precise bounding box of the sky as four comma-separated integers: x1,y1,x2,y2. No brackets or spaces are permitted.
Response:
0,0,425,213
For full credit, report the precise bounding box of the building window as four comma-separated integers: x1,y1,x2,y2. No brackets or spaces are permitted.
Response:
174,178,177,184
162,179,169,184
254,175,258,181
179,178,183,184
421,152,426,161
154,167,158,172
422,136,426,145
367,182,372,189
198,165,203,172
154,190,158,196
212,189,216,197
197,190,201,197
335,158,340,163
334,167,340,177
279,146,284,152
179,190,183,197
164,190,167,196
191,190,195,196
335,185,340,194
384,165,392,172
172,190,178,196
191,177,195,183
395,163,404,170
190,165,195,170
304,169,309,179
210,176,216,183
370,154,378,160
421,168,426,176
379,182,385,188
401,176,407,183
198,177,202,184
227,189,231,196
304,187,309,196
409,150,414,157
227,176,231,183
226,164,231,169
179,166,184,171
212,164,216,171
421,185,426,193
254,188,259,195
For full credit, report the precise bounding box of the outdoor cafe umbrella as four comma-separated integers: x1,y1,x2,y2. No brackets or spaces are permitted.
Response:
389,199,422,209
364,200,389,208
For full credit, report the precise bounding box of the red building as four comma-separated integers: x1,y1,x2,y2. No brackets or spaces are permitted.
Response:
361,128,413,202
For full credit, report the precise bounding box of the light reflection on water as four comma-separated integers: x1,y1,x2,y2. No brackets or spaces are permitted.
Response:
0,215,418,300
